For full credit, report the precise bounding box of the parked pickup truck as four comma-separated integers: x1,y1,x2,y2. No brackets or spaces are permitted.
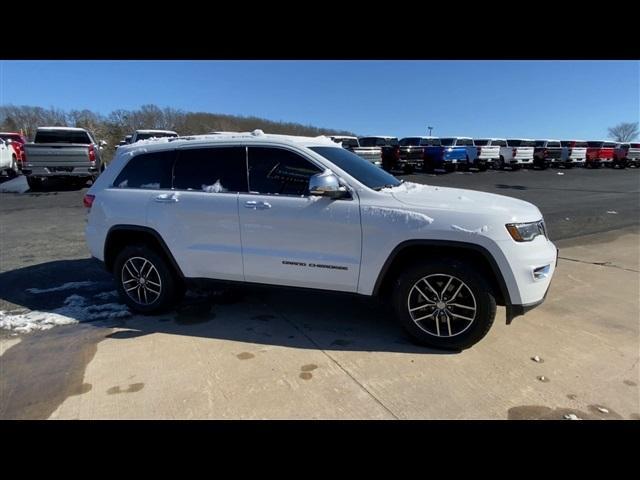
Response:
329,136,382,165
612,143,630,169
358,136,399,169
0,132,27,169
386,137,426,173
533,139,563,169
496,139,535,170
0,138,19,177
22,127,106,189
472,139,501,170
423,137,469,173
625,142,640,168
585,141,616,168
559,140,587,168
85,130,557,350
130,130,178,143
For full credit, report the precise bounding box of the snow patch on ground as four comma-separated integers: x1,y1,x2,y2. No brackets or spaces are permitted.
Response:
363,206,434,229
451,224,489,234
94,290,118,300
0,176,29,193
27,281,98,294
0,294,131,334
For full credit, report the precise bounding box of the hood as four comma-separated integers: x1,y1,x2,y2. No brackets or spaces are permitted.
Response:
383,182,542,223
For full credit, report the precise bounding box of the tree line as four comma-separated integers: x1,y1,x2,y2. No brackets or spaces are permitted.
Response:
0,104,356,161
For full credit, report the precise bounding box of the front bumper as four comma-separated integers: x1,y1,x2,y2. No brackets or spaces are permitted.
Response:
505,245,558,324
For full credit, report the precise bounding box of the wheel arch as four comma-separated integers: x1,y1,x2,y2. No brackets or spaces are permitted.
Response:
372,240,512,307
104,225,184,279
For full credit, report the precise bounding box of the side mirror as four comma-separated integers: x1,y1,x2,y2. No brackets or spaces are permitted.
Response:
309,170,349,199
99,140,108,147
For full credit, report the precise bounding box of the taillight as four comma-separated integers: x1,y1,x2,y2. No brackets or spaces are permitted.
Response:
83,194,95,209
477,147,482,155
394,147,400,159
512,148,517,157
88,145,96,164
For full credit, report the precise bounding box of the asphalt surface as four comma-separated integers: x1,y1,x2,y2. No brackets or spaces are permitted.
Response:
0,168,638,419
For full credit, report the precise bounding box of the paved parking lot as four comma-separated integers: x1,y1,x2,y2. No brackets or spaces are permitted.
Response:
1,168,638,419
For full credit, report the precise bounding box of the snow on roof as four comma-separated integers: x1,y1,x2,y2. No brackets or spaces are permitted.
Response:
359,135,397,139
37,126,87,131
135,129,178,134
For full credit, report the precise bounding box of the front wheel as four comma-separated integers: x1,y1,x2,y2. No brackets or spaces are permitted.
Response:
392,260,497,350
26,176,44,191
114,245,182,314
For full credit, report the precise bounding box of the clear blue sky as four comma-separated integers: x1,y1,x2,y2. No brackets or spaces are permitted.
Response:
1,60,638,139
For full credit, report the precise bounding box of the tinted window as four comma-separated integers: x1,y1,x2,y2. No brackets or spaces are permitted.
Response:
561,141,570,147
587,141,603,148
113,150,175,189
35,130,91,144
173,147,247,193
535,141,545,147
0,134,24,143
457,138,473,146
603,142,616,148
508,139,535,147
310,146,401,190
420,138,440,146
399,137,422,146
474,139,489,146
630,143,640,148
547,141,561,148
248,147,321,196
440,138,456,146
492,139,507,147
339,138,359,148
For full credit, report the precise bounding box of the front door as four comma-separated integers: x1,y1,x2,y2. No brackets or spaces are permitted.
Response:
238,146,361,292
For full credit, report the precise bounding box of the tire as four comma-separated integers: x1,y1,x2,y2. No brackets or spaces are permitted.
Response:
511,164,521,171
26,176,43,191
423,157,435,173
497,156,505,170
7,156,19,178
565,163,574,169
403,164,414,174
113,244,182,314
392,259,497,350
477,162,488,172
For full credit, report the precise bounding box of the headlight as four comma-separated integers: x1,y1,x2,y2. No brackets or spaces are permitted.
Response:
506,220,546,242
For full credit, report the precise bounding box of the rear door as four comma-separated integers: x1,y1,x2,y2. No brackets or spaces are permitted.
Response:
238,146,361,292
146,146,247,281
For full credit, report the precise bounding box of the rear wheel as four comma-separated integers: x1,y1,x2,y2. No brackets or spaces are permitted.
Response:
392,259,496,350
114,244,182,314
423,157,435,173
7,155,19,178
497,156,505,170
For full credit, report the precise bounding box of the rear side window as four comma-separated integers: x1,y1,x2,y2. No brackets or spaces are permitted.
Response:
492,139,507,147
535,141,545,147
248,147,321,196
173,147,247,193
456,138,473,146
113,150,175,189
507,140,522,147
35,130,91,144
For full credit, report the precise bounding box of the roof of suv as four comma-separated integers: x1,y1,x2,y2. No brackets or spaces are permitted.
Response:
37,126,88,131
116,130,339,154
134,129,178,134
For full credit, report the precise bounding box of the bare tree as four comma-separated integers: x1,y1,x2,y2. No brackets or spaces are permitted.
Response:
608,122,639,142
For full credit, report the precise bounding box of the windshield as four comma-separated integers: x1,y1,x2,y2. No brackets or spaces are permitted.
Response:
310,146,402,190
399,137,422,146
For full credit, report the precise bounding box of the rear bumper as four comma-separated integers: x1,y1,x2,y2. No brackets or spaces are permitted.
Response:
23,165,98,177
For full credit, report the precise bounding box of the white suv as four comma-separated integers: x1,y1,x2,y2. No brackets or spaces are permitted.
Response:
84,130,557,350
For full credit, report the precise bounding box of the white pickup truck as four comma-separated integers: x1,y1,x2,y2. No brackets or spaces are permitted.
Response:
0,138,19,177
472,139,501,170
84,131,557,350
495,138,535,170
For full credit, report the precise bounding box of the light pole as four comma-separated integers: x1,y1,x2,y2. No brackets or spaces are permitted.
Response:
428,126,433,136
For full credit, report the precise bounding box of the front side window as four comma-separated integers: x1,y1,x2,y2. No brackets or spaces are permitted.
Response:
310,146,401,191
173,147,247,193
248,147,321,196
113,150,175,189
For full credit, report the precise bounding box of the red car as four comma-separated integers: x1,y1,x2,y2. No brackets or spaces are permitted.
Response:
585,140,616,168
0,132,27,169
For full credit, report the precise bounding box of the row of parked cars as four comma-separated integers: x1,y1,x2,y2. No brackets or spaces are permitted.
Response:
329,135,640,173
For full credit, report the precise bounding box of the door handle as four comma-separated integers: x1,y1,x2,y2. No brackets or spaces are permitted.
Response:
154,193,178,203
244,200,271,210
